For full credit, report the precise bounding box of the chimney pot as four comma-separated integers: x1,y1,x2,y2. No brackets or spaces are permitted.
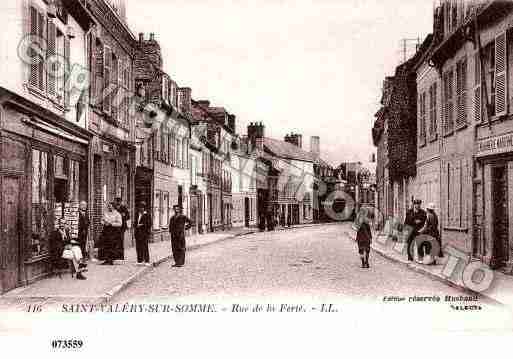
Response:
139,33,144,43
150,33,155,41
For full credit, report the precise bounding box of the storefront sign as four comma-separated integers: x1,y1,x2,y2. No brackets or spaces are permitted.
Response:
476,133,513,157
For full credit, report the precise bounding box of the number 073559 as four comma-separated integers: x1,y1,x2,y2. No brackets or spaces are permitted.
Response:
51,339,84,350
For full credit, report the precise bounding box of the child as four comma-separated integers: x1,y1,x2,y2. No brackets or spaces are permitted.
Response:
356,217,373,268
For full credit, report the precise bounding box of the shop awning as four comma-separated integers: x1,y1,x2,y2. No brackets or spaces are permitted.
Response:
23,116,89,145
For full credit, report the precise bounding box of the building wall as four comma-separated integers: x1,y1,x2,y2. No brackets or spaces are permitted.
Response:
415,57,442,221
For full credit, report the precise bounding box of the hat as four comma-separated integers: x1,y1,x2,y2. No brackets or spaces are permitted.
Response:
173,204,183,210
427,202,436,210
413,199,422,205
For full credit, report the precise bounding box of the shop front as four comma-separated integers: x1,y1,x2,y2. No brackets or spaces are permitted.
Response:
90,135,134,250
0,98,90,293
474,133,513,269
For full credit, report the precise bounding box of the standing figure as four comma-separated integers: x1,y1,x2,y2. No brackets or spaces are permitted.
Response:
78,201,90,260
168,205,192,267
135,201,152,266
114,197,130,261
404,199,427,261
355,217,373,268
100,202,122,265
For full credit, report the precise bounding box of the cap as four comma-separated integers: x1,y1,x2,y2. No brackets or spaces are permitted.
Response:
413,199,422,205
427,202,435,210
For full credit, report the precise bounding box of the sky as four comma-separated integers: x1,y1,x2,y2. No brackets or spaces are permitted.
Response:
126,0,433,167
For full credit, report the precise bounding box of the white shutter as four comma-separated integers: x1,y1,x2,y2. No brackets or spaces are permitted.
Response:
64,36,70,108
473,51,482,123
495,31,507,116
103,46,112,114
46,20,56,97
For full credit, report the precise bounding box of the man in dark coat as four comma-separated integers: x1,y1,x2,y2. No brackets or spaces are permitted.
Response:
404,199,427,261
114,197,130,260
356,217,372,268
169,205,192,267
78,201,89,260
135,201,152,266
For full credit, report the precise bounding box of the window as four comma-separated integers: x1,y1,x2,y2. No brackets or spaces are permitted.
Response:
31,150,49,256
474,51,482,123
419,92,426,146
495,31,507,117
29,5,46,92
170,132,176,166
161,127,168,163
153,191,160,230
443,69,455,135
445,159,468,229
68,160,80,203
456,57,468,127
176,138,182,167
429,83,437,139
162,192,169,229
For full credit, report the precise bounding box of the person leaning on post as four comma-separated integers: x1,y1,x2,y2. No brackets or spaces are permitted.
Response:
168,204,192,267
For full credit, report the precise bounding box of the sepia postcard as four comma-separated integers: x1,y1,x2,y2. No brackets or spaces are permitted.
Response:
1,0,513,355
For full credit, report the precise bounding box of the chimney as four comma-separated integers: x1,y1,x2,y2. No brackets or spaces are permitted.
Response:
284,133,302,148
139,33,144,44
247,122,265,149
119,0,127,22
228,114,236,133
197,100,210,108
149,33,155,41
178,87,192,113
256,137,264,152
310,136,320,158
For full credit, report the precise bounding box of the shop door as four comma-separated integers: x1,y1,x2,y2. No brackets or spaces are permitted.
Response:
492,166,509,267
190,196,198,235
244,198,250,227
1,176,21,293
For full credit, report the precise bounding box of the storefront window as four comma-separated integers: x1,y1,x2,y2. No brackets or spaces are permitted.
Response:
31,150,49,257
162,192,169,229
154,191,160,230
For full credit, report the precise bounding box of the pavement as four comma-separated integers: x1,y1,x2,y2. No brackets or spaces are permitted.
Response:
111,222,484,305
0,222,331,309
366,227,513,307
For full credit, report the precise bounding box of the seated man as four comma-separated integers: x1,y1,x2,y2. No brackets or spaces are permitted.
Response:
51,219,87,280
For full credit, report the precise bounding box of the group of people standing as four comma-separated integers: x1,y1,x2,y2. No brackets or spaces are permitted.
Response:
50,198,194,281
354,198,442,269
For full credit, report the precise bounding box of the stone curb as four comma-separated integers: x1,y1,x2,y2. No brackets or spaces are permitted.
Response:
1,223,337,304
100,229,257,303
370,243,504,307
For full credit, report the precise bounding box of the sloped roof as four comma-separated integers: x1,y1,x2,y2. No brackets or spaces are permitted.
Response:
263,137,315,162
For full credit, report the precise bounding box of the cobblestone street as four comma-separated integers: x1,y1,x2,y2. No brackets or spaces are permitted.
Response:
112,223,483,303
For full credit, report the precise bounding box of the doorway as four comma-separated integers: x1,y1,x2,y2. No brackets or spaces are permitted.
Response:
1,176,22,293
492,165,509,268
244,197,250,227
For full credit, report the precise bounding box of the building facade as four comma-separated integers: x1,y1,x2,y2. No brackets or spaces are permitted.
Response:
0,0,96,292
87,0,137,250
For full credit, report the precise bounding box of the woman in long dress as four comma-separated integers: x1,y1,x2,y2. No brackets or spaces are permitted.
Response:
100,202,122,265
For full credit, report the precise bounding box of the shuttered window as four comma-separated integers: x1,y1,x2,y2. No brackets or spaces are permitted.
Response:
103,46,112,114
474,51,482,123
46,20,57,98
419,92,426,146
456,57,467,127
111,54,118,121
495,31,507,116
429,83,437,139
64,36,70,108
29,6,46,92
443,69,455,135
